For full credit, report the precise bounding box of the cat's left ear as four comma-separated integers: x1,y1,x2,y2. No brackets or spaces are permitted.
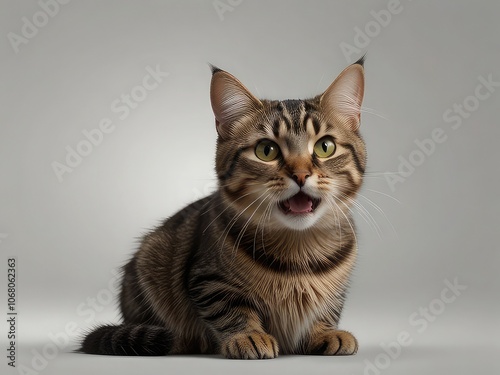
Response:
320,58,365,131
210,66,262,139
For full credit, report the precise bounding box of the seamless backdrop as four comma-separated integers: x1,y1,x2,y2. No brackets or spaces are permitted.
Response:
1,1,499,375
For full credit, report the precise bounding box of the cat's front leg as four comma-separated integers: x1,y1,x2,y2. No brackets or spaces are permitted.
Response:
191,285,278,359
221,329,278,359
303,321,358,356
213,309,278,359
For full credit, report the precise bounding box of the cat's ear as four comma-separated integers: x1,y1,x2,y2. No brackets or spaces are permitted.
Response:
210,66,262,138
319,58,365,131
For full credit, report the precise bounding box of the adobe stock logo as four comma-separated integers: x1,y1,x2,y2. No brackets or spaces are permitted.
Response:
340,0,412,63
7,0,71,54
362,278,467,375
17,268,121,375
385,73,499,192
213,0,243,21
51,64,169,183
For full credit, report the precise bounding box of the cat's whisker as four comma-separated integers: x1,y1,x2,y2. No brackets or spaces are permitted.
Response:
362,171,401,184
360,106,389,121
325,195,358,246
202,191,255,231
237,197,271,258
337,192,382,238
254,196,276,258
325,178,384,237
232,191,272,258
364,171,399,176
218,180,263,188
354,191,398,236
229,193,268,260
216,190,270,258
325,177,398,237
330,193,344,241
260,198,277,254
363,188,401,204
198,193,220,212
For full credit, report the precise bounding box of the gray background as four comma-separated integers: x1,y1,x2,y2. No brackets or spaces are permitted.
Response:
1,1,499,374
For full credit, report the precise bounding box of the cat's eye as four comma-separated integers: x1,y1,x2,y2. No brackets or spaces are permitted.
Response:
314,136,336,158
255,140,280,162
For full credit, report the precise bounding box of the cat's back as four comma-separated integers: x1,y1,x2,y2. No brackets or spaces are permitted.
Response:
136,193,215,274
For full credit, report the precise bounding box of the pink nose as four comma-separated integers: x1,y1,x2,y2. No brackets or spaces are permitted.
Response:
292,172,310,187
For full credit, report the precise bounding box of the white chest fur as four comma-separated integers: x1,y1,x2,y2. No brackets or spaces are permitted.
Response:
255,274,341,354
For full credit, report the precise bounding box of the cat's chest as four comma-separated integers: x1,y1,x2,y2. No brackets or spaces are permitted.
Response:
261,275,329,308
253,274,338,353
233,236,355,352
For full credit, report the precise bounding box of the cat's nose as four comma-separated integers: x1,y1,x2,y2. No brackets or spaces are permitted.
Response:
292,172,310,187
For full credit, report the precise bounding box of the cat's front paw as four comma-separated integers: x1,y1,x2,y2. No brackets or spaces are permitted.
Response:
308,330,358,356
222,331,279,359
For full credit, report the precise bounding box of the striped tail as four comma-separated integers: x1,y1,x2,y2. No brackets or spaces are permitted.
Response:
79,324,173,356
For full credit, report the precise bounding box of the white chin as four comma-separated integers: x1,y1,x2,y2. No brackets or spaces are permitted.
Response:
273,206,325,231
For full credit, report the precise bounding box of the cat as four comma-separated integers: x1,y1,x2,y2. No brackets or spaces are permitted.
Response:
80,57,366,359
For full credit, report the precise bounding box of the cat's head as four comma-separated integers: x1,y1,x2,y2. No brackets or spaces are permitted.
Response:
210,60,366,231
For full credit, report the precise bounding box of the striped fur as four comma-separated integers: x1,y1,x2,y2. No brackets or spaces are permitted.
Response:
80,59,366,358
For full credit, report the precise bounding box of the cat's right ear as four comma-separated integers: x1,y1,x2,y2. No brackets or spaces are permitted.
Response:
210,66,262,139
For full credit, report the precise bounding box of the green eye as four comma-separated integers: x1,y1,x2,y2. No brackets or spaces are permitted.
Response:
314,136,336,158
255,140,280,161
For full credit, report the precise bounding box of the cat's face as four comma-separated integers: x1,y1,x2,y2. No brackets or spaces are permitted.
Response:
210,62,366,231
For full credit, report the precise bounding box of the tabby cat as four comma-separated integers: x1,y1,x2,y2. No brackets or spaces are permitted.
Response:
80,57,366,359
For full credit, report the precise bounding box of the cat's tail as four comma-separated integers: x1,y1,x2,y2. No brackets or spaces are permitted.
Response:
78,324,174,356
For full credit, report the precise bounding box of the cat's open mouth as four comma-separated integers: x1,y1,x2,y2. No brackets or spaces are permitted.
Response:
278,192,321,215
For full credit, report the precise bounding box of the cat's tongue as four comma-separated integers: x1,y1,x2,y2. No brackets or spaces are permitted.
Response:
287,192,313,213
